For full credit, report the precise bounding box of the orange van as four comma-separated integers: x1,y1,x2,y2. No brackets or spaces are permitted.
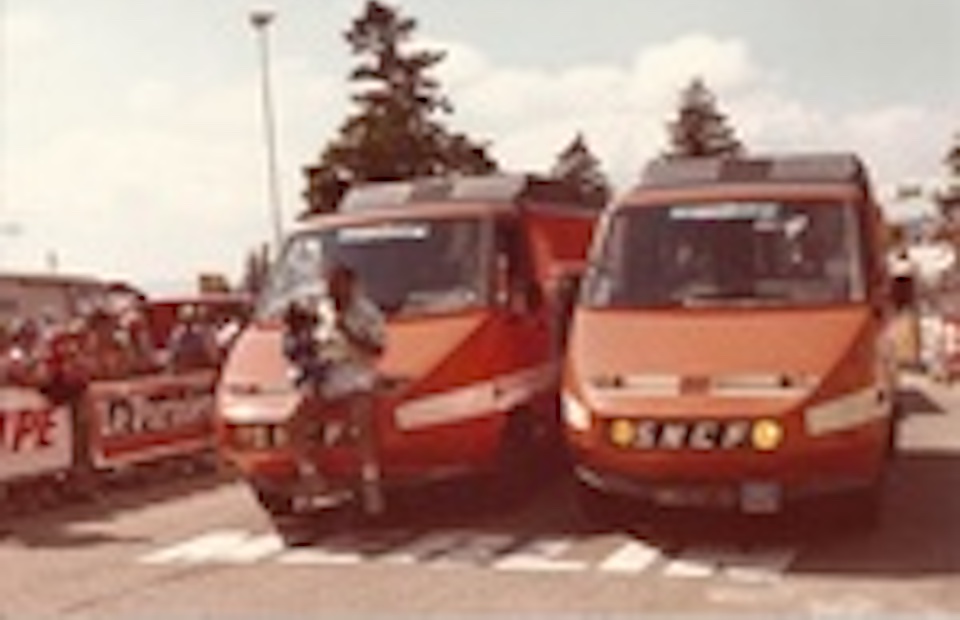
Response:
217,174,597,519
564,154,898,521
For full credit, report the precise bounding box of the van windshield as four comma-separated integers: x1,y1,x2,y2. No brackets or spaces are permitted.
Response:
583,201,865,309
258,218,490,318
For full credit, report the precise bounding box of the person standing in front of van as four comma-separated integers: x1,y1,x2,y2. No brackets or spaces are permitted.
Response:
314,263,386,516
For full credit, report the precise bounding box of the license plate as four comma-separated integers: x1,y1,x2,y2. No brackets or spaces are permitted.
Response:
652,485,735,508
740,481,782,514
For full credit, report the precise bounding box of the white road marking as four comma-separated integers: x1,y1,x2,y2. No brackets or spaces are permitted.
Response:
492,537,585,572
277,546,363,566
215,534,286,564
428,533,519,567
722,548,797,584
662,546,797,582
138,528,797,583
597,540,662,574
378,531,469,565
139,530,257,564
662,547,721,579
279,530,409,565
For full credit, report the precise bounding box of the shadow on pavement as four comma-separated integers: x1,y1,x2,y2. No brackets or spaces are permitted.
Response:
275,443,960,581
789,447,960,578
0,460,230,549
898,387,948,417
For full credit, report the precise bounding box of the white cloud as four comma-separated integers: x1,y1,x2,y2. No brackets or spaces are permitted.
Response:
5,20,954,291
5,36,345,290
628,33,760,108
431,33,955,206
430,33,773,185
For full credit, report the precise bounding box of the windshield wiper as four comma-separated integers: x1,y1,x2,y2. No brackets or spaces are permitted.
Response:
396,289,477,315
674,288,790,307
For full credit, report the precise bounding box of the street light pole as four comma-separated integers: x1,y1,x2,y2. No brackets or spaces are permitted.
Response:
250,8,284,253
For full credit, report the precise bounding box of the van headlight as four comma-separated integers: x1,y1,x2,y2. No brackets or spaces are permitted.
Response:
563,392,592,432
751,419,784,451
232,424,290,450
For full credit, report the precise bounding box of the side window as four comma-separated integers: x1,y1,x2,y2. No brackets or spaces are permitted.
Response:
495,221,541,313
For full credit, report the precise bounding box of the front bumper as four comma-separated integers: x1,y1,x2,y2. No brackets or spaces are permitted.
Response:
574,462,879,513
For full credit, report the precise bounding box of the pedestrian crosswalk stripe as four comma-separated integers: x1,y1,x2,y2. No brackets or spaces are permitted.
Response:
717,548,797,584
139,530,260,565
378,531,470,565
216,534,286,564
410,532,517,567
662,546,797,582
491,537,585,572
597,540,661,574
138,528,797,583
662,547,721,579
277,546,364,565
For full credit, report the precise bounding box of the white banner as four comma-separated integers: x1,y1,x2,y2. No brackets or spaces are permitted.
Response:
0,387,74,483
88,370,216,468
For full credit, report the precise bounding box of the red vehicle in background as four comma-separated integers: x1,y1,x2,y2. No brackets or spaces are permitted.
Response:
216,174,600,519
145,292,252,351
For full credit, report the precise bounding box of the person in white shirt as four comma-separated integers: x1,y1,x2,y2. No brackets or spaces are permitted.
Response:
295,262,387,516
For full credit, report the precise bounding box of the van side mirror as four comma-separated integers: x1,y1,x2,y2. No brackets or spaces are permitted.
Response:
891,275,916,312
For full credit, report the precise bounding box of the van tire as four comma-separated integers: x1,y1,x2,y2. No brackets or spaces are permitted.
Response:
254,487,295,518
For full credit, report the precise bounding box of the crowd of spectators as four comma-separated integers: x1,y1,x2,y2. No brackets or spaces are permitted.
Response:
0,301,236,396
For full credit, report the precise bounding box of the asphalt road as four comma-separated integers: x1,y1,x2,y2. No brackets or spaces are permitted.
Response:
2,372,959,618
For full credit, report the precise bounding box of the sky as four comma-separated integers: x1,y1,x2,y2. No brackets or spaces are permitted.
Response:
1,0,958,294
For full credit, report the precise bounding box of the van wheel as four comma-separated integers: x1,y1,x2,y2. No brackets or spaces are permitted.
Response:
253,487,295,518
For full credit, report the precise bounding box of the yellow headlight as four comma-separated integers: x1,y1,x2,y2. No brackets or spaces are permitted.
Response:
751,419,784,451
233,424,288,450
609,419,637,448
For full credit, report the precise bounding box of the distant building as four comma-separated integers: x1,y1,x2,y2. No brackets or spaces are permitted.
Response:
0,272,140,324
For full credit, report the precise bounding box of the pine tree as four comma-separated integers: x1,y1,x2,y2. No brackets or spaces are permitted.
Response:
944,132,960,190
665,77,744,159
550,133,611,209
938,131,960,214
240,244,271,295
303,1,497,214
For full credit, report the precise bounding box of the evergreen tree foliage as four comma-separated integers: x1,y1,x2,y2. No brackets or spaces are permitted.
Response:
303,1,497,214
550,133,612,209
939,131,960,210
665,77,744,158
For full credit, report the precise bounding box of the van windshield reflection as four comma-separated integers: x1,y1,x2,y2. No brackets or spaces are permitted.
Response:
583,201,865,309
258,219,489,318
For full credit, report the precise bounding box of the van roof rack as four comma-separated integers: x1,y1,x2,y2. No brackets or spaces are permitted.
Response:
640,154,869,189
338,173,594,213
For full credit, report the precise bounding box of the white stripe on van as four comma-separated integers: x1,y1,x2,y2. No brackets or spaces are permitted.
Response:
394,363,557,431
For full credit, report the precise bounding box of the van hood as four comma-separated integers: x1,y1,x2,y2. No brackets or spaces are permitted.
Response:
218,313,487,423
569,307,872,404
